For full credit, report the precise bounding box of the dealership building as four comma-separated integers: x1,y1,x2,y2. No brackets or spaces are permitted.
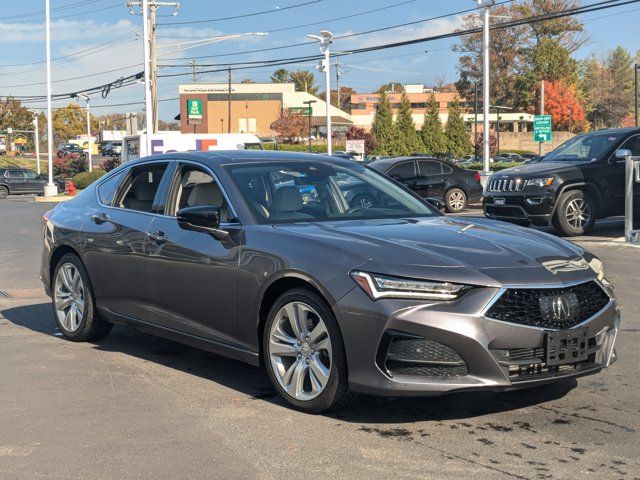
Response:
179,83,352,137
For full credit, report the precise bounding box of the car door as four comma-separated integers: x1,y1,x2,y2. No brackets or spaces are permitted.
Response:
82,161,170,321
602,134,640,215
143,161,242,345
417,159,447,199
22,170,43,194
6,170,27,192
385,160,418,193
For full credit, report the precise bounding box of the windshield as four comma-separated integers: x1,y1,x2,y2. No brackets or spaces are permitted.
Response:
225,161,437,224
543,133,622,162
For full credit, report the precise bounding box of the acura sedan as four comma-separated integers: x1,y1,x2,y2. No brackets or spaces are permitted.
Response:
41,151,619,413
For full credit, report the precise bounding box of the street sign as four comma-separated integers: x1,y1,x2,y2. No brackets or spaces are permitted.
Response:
345,139,365,155
187,99,203,120
534,115,552,143
289,107,312,115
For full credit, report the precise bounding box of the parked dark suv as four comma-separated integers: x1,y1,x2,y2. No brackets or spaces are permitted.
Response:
369,156,483,213
0,168,65,199
484,128,640,236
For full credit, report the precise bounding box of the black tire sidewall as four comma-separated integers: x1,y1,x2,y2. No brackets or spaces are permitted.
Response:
0,186,8,199
445,188,467,213
553,190,595,236
262,288,349,414
52,254,96,341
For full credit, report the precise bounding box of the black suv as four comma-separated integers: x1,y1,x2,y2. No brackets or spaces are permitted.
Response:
483,127,640,236
0,168,65,199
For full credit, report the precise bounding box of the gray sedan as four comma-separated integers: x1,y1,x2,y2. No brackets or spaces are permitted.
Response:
41,151,619,413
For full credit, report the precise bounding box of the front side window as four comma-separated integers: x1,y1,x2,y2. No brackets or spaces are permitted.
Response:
544,133,623,162
8,170,25,179
170,165,234,223
617,135,640,157
23,171,37,179
115,163,168,213
225,161,436,224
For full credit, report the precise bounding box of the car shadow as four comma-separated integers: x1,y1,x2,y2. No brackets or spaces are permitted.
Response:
2,302,577,423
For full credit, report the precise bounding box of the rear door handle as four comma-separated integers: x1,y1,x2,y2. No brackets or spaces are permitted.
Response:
91,213,109,224
147,230,167,245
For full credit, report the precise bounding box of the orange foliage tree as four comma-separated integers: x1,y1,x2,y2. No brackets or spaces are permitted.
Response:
545,81,588,133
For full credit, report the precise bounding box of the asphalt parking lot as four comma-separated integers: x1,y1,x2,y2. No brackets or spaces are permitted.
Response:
1,200,639,480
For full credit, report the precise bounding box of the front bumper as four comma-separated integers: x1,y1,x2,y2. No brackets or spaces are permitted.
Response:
483,190,555,225
335,284,619,397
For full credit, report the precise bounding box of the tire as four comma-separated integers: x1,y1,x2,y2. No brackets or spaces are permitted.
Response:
350,193,376,209
445,188,467,213
0,185,8,199
552,190,596,236
52,253,112,341
262,287,353,413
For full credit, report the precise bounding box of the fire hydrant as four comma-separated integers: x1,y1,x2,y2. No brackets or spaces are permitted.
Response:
66,180,77,196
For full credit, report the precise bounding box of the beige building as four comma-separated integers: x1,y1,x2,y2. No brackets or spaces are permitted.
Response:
179,83,352,137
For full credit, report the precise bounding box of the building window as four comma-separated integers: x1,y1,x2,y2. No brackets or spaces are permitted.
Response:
351,103,367,110
239,118,257,133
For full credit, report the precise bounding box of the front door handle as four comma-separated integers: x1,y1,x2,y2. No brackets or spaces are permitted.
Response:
147,230,167,245
91,213,109,224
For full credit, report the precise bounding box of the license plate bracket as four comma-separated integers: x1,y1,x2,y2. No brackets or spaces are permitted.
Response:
545,327,589,366
494,197,506,206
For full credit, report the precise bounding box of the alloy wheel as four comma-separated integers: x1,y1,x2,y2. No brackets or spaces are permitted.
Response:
565,198,591,230
268,301,332,401
54,263,85,332
448,191,465,211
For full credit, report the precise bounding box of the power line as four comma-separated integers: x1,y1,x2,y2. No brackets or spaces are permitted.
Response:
158,0,325,26
0,2,122,24
0,0,104,21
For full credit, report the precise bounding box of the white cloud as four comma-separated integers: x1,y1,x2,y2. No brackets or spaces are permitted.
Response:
0,19,137,44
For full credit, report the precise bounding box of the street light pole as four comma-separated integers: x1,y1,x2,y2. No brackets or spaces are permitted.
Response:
303,100,317,153
30,111,40,175
142,0,153,154
44,0,57,196
476,0,495,177
635,63,639,127
307,31,334,155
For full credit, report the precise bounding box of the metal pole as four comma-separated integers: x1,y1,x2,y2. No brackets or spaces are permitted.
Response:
33,114,40,175
539,79,545,155
227,67,232,134
86,99,92,172
308,110,313,152
481,5,490,175
635,64,638,127
496,110,500,157
150,3,158,134
44,0,56,196
625,154,635,242
474,83,478,154
324,44,332,155
142,0,153,154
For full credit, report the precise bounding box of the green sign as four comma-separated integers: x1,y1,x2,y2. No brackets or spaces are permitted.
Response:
187,99,203,120
534,114,552,143
289,107,312,116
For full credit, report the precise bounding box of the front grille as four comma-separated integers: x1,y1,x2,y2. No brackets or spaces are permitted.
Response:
484,205,527,219
486,281,610,329
377,332,468,378
487,178,524,192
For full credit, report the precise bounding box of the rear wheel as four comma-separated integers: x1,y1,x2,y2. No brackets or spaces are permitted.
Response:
0,186,8,199
263,288,353,413
552,190,596,236
52,254,112,341
445,188,467,213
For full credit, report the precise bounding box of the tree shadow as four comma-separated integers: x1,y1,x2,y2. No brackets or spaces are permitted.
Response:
2,302,577,423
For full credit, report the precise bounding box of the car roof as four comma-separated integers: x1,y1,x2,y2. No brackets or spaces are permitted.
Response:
590,127,640,135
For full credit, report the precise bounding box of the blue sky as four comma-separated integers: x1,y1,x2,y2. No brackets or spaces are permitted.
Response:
1,0,639,120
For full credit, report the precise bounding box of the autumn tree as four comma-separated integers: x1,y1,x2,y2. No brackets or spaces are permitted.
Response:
394,93,424,155
318,87,355,112
376,82,404,94
545,81,588,132
0,97,41,150
271,110,307,143
420,94,447,155
444,99,473,156
346,126,377,155
52,103,99,146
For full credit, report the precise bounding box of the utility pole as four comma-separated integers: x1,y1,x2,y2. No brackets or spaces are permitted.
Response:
539,79,545,155
44,0,57,196
476,0,495,178
189,60,199,82
307,31,334,155
335,60,342,110
474,82,479,154
149,2,158,134
30,111,40,175
227,67,232,134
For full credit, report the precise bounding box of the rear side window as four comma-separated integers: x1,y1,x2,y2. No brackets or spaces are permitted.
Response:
97,170,126,206
386,161,415,180
24,171,37,179
115,163,168,213
418,160,442,176
8,170,25,179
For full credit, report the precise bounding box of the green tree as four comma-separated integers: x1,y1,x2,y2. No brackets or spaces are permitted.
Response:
607,46,634,126
395,93,424,155
420,94,447,155
444,99,472,156
371,90,399,156
270,68,289,83
288,70,318,95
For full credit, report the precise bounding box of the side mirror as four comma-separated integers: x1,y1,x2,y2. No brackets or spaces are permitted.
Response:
424,197,446,214
615,149,632,162
177,205,228,240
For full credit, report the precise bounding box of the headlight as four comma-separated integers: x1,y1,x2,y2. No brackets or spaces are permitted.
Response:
524,177,554,187
350,271,471,301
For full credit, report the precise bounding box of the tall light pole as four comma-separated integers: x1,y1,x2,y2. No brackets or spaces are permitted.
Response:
476,0,495,177
307,30,334,155
44,0,57,196
75,94,92,172
30,110,41,175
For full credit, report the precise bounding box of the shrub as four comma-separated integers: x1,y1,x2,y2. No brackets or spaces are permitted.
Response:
53,154,88,178
72,169,105,189
463,161,523,172
100,157,121,172
261,143,346,153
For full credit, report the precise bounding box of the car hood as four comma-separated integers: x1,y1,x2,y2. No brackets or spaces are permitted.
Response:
274,217,594,287
494,161,583,177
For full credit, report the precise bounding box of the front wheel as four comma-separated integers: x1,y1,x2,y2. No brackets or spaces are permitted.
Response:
552,190,596,236
263,288,353,413
0,185,8,199
445,188,467,213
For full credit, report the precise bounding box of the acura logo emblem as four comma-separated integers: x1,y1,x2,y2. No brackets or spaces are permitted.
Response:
552,296,571,322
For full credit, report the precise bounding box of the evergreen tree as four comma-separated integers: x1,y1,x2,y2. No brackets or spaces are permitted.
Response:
371,90,399,155
395,93,424,155
444,99,473,156
420,94,448,155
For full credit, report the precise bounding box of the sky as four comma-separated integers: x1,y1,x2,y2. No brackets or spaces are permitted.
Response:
1,0,639,121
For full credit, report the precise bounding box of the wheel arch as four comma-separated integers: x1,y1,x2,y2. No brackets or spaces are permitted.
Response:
49,242,83,287
0,182,10,193
553,182,603,218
